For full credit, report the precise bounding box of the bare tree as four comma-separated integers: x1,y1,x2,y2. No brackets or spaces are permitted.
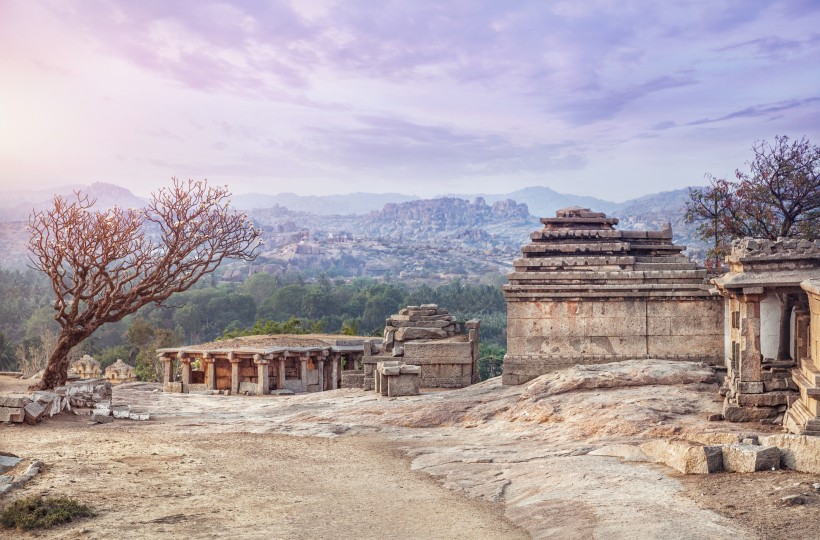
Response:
686,135,820,272
28,178,261,389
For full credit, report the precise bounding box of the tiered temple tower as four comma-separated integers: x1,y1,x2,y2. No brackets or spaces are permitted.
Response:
502,207,723,385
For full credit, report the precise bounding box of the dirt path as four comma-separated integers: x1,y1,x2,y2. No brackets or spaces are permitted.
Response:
3,361,820,539
1,416,526,539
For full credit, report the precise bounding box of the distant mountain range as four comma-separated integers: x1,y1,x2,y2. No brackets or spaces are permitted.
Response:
0,182,705,271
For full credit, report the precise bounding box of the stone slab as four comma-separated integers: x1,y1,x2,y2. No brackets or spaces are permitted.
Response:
0,396,30,408
0,406,24,423
722,444,780,472
761,434,820,473
640,439,723,474
23,402,46,425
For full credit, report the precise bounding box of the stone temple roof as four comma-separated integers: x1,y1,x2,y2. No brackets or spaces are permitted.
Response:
158,334,382,357
503,208,711,301
712,237,820,291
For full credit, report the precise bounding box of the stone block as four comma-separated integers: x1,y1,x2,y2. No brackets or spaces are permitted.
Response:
723,404,778,422
23,402,46,425
760,434,820,473
738,382,764,394
238,381,258,395
0,406,24,423
737,392,790,407
395,327,447,341
722,444,780,472
0,396,30,408
0,455,21,472
31,391,61,416
386,372,420,397
128,412,150,421
91,412,113,424
639,439,723,474
112,405,131,419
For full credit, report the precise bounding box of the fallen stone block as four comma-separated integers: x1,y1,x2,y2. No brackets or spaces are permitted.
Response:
639,439,723,474
0,406,24,423
111,405,131,419
722,444,780,472
71,407,94,416
128,412,150,421
31,391,62,416
0,396,30,408
270,389,295,396
91,413,113,424
23,402,46,425
0,455,21,473
760,434,820,473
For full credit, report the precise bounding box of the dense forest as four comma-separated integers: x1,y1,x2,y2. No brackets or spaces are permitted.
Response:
0,269,507,381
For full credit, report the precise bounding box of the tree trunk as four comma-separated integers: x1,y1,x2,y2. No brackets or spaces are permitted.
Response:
30,331,84,390
776,294,794,361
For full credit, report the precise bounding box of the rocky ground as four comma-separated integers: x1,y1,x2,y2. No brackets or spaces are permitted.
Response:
2,359,820,539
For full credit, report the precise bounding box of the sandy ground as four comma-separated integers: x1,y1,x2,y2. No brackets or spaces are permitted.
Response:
2,361,820,539
2,417,525,539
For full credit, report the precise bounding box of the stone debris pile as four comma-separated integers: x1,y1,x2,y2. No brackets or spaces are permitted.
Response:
0,378,148,425
383,304,462,353
352,304,480,390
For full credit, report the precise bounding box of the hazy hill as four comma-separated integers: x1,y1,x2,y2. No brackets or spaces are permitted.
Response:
0,182,147,221
458,186,617,218
231,191,420,214
0,182,706,271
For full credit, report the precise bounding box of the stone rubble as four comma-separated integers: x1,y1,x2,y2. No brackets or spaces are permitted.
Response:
0,378,149,426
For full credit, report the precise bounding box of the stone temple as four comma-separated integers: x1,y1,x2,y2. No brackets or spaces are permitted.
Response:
502,207,723,385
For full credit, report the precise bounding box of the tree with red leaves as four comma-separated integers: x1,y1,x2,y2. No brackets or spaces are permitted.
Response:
686,135,820,273
28,178,261,389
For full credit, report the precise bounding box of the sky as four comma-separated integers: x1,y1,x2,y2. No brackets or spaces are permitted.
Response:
0,0,818,201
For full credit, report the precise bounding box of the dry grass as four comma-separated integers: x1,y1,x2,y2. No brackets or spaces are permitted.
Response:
0,495,93,531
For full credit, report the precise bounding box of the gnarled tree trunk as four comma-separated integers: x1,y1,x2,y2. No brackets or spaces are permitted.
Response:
31,331,86,390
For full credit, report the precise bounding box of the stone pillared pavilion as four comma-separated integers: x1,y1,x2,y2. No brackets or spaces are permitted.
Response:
502,207,723,385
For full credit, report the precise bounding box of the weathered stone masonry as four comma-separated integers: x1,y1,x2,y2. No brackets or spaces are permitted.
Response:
712,238,820,425
159,336,376,395
502,207,723,385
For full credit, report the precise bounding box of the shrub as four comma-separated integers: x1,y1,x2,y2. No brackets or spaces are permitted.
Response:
0,495,93,531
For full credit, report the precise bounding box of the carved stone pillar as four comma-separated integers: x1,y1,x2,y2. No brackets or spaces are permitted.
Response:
179,354,192,393
331,353,339,390
254,354,270,395
228,352,240,395
300,356,308,392
317,359,325,391
277,356,286,390
203,353,215,390
740,289,764,382
160,355,172,385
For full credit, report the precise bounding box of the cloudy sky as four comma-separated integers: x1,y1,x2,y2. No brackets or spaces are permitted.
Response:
1,0,818,201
